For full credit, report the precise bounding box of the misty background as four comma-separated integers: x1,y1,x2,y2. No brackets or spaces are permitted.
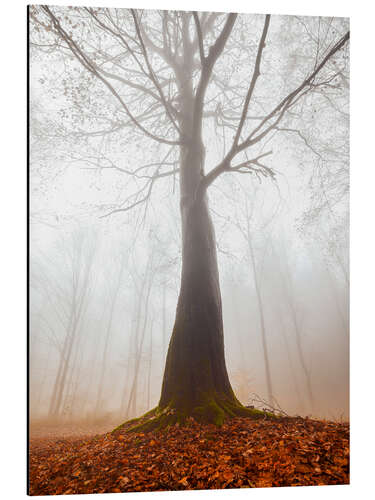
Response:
29,9,349,424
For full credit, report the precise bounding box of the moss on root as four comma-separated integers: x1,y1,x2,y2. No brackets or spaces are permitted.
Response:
112,394,277,434
111,407,158,433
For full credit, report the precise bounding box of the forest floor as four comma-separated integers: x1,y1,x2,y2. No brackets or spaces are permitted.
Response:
29,416,349,495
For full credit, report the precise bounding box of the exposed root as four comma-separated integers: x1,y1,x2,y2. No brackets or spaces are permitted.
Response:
111,407,158,433
112,395,277,434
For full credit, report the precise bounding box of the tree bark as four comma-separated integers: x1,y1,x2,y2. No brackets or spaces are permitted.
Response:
157,136,243,424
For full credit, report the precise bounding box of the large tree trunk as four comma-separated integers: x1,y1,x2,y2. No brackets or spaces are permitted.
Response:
157,138,246,424
120,49,265,431
159,198,235,415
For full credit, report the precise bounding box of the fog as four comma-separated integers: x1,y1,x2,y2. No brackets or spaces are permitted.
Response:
29,8,349,426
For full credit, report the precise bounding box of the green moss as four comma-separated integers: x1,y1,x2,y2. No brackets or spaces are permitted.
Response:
112,416,140,433
143,407,158,418
192,397,226,426
111,407,159,434
112,390,277,434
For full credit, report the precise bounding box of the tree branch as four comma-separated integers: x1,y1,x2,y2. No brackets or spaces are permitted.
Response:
231,15,270,150
98,149,176,218
130,9,181,134
193,13,237,140
238,29,350,152
198,27,349,193
193,12,205,64
230,150,274,175
42,6,181,147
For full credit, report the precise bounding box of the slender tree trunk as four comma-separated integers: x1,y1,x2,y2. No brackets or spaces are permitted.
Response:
120,272,146,416
125,261,153,417
147,321,153,410
271,239,314,414
282,255,314,413
120,357,131,416
230,291,247,379
68,341,84,417
325,264,349,339
126,314,148,418
278,312,304,414
52,315,79,416
95,258,125,414
289,300,314,414
48,317,71,416
36,342,52,415
247,232,274,406
49,236,94,417
81,348,98,419
161,282,166,361
321,227,349,286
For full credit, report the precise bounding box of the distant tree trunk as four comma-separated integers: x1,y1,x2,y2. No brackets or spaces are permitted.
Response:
50,309,81,417
288,298,314,414
230,291,247,378
246,231,274,406
321,227,349,286
119,357,131,416
119,271,146,416
81,350,97,418
68,341,85,417
36,342,52,413
125,260,154,417
270,239,314,414
48,312,76,417
95,257,125,414
161,282,166,361
147,321,153,410
278,312,304,414
126,314,148,417
282,257,314,413
325,265,349,339
48,232,95,418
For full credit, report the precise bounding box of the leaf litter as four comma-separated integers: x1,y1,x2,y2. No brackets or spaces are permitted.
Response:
29,416,349,495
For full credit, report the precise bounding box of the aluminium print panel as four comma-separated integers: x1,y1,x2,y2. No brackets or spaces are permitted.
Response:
28,4,349,495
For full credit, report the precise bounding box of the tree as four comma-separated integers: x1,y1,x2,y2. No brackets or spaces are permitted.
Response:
234,188,275,406
30,227,97,418
95,250,127,415
30,7,349,427
270,235,315,413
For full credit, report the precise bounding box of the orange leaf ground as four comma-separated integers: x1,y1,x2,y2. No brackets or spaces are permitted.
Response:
29,416,349,495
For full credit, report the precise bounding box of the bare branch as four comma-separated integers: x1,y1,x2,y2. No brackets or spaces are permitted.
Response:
99,178,155,218
130,9,181,134
198,28,349,194
138,14,179,71
193,12,205,64
193,13,237,140
41,6,181,147
199,150,274,193
98,148,176,218
274,127,322,158
231,15,270,150
238,29,350,152
230,150,274,176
